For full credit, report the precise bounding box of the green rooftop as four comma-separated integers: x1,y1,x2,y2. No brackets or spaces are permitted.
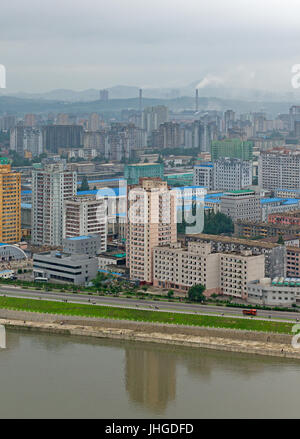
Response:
225,190,255,195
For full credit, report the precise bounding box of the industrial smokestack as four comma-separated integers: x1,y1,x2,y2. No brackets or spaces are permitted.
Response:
195,89,199,112
139,89,143,113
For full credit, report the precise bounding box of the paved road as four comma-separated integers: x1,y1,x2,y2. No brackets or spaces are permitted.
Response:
0,285,298,323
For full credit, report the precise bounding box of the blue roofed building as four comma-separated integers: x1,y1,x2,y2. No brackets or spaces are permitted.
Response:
260,197,300,222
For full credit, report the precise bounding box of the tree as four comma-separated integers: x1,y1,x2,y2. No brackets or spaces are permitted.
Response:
188,284,206,302
79,175,90,191
167,289,174,298
92,272,108,288
203,211,234,235
277,234,285,245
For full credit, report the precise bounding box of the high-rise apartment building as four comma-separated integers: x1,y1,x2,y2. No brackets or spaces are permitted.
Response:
126,178,177,283
211,138,253,161
83,130,106,153
224,109,235,133
213,158,252,191
63,195,107,253
31,161,77,246
23,128,43,156
56,114,69,125
88,113,100,132
24,114,37,127
142,106,168,135
10,125,25,156
0,115,16,131
289,105,300,131
158,122,182,149
43,125,83,153
100,89,109,101
258,149,300,190
0,159,21,244
104,126,130,162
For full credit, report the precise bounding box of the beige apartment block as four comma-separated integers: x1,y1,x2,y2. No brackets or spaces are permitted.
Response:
127,178,177,283
220,251,265,299
63,195,107,253
153,242,220,294
153,241,265,299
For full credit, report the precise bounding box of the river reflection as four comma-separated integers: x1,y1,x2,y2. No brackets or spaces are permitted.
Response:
1,330,300,418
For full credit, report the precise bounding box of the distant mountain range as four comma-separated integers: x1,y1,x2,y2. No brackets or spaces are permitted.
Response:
0,94,294,118
1,80,299,103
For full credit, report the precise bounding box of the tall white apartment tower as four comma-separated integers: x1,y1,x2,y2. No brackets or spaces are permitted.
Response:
126,178,177,283
63,195,107,253
31,161,77,246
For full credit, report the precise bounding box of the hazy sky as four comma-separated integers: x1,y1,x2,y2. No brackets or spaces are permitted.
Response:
1,0,300,92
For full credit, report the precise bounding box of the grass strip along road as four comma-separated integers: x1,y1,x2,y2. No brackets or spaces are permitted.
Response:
0,296,294,334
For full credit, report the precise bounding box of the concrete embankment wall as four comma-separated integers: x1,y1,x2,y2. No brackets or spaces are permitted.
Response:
1,315,300,360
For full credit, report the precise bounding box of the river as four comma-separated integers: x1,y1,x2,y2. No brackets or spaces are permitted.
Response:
1,329,300,418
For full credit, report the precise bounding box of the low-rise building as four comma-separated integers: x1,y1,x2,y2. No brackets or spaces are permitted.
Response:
286,247,300,278
184,233,285,278
153,242,220,295
247,277,300,306
98,251,126,270
63,235,102,256
153,241,265,299
193,163,213,189
0,269,14,279
235,220,300,239
220,190,261,222
33,251,98,285
268,210,300,226
0,243,27,262
261,198,300,222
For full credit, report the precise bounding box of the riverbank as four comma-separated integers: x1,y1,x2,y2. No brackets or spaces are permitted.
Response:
1,309,300,359
0,295,293,333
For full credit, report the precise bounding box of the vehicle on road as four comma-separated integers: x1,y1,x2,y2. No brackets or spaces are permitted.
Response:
242,309,257,316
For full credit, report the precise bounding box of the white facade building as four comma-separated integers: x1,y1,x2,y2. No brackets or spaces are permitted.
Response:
213,158,252,191
31,161,77,246
63,195,107,253
259,149,300,190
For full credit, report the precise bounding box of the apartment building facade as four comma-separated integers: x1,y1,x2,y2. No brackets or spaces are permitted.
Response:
31,161,77,246
63,195,107,253
258,149,300,190
0,160,21,244
193,158,252,191
184,233,285,279
213,158,252,191
153,241,265,299
126,178,177,283
235,220,300,239
220,190,261,222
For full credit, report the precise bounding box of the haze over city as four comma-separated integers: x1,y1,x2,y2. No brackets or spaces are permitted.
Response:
2,0,300,425
1,0,300,94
